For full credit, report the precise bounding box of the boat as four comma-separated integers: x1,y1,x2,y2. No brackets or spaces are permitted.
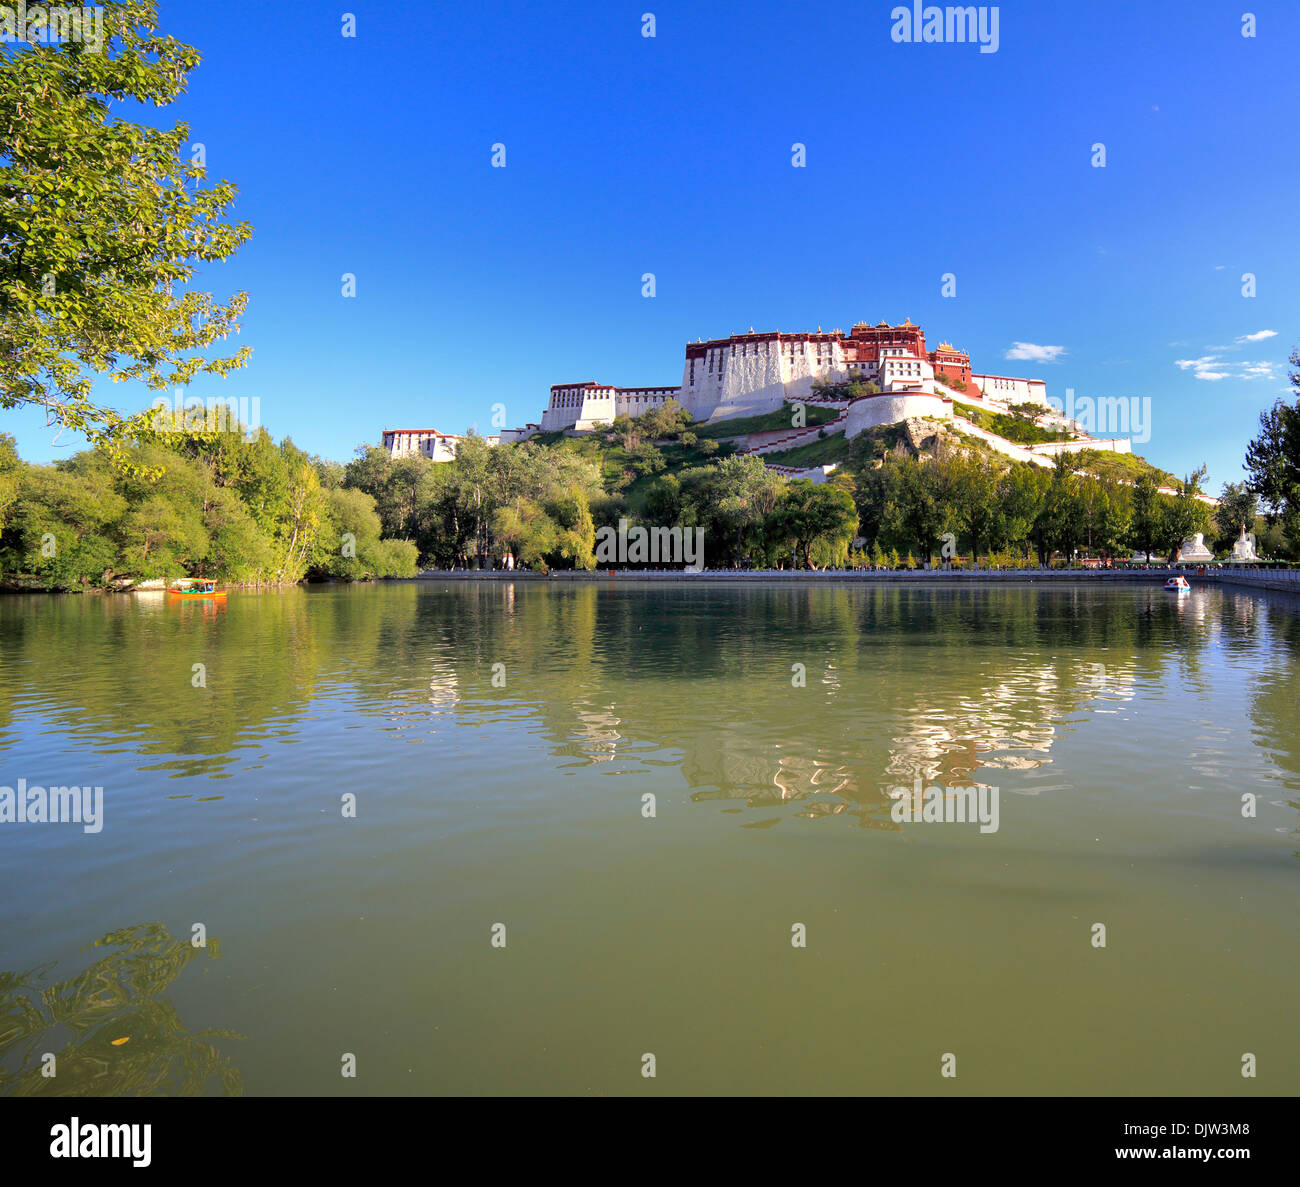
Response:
167,580,227,600
1163,575,1190,594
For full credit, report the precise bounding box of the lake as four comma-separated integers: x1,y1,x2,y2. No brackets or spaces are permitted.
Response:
1,580,1297,1096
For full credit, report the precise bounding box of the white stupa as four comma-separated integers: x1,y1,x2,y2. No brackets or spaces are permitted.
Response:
1175,532,1214,565
1230,524,1260,563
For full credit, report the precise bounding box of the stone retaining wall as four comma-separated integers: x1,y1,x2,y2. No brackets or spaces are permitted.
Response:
418,568,1294,585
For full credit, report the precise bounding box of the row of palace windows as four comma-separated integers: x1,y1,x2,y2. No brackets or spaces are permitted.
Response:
554,390,610,408
554,389,676,407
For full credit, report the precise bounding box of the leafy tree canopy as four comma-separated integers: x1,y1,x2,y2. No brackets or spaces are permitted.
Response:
0,0,251,452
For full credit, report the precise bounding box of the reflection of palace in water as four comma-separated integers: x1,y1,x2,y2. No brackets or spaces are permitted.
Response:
353,581,1297,834
482,585,1158,827
3,580,1294,830
881,656,1137,789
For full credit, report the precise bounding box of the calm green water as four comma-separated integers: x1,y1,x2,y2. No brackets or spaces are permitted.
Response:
1,580,1298,1096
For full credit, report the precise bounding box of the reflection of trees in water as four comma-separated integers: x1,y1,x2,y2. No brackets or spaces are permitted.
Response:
0,581,1274,821
0,923,241,1096
0,591,329,774
1249,600,1300,817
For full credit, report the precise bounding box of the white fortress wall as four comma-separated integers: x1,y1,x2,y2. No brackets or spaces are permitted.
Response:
615,387,679,418
679,336,855,422
950,416,1054,467
764,464,840,484
972,374,1048,406
718,338,788,420
931,376,970,402
1028,438,1134,457
540,405,574,431
541,383,584,431
746,410,851,455
574,388,618,432
844,393,953,438
678,349,721,420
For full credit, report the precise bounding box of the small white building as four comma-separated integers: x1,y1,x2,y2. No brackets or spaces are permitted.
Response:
381,429,461,461
540,382,680,433
969,374,1048,407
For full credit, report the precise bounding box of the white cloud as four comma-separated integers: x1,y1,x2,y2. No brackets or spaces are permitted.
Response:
1236,329,1277,343
1175,354,1275,382
1005,342,1066,363
1175,356,1228,380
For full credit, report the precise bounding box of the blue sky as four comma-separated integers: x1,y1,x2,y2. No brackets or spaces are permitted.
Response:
9,0,1299,491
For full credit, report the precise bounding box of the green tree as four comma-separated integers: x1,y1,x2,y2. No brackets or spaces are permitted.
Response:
1130,473,1163,561
1160,467,1212,561
636,398,692,440
7,461,125,586
1244,352,1300,553
0,431,19,530
1215,481,1258,549
1084,478,1131,560
679,454,784,566
643,473,682,525
952,452,999,563
1039,454,1086,563
878,454,950,561
770,480,858,570
202,484,275,581
0,1,252,449
996,463,1049,559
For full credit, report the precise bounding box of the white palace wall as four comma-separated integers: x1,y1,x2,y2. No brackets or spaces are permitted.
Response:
844,393,953,437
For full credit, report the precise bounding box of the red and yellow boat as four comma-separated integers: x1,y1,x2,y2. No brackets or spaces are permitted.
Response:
167,580,227,600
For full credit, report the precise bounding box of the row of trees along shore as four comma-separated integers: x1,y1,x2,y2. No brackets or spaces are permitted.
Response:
1,7,1298,586
333,401,1272,574
3,355,1300,588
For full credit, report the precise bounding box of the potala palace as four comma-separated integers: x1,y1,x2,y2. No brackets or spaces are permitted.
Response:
381,318,1135,470
523,318,1046,437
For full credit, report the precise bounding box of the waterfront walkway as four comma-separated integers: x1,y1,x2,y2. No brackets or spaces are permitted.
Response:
416,567,1300,593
